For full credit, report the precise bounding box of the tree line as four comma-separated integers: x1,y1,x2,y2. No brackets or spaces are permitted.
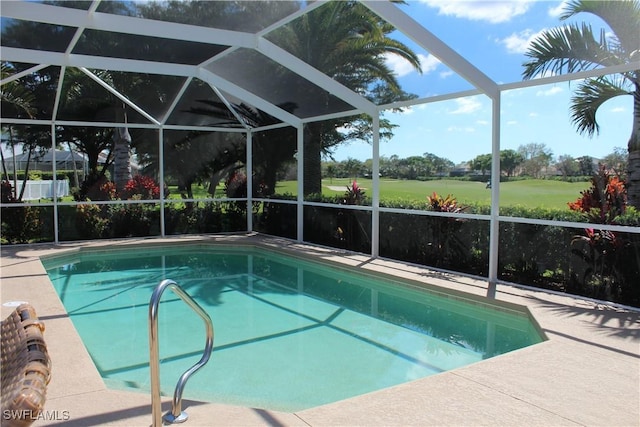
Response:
323,143,628,181
1,0,638,208
1,0,420,201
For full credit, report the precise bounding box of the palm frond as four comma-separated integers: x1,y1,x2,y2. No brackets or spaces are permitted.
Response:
560,0,640,56
0,63,37,118
523,23,623,80
569,77,630,137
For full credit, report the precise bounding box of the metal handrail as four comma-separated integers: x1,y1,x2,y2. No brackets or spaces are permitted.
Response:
149,279,214,426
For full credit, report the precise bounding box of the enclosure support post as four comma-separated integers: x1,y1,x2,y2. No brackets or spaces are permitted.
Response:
487,93,501,299
247,131,253,232
297,126,304,242
51,123,59,244
371,114,380,258
159,128,165,237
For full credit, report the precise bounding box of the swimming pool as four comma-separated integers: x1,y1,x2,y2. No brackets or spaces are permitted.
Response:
42,244,544,412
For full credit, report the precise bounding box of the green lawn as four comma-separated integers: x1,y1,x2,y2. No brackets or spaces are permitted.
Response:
127,178,590,210
274,178,590,209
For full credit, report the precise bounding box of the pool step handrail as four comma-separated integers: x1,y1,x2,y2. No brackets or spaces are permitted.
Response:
149,279,214,426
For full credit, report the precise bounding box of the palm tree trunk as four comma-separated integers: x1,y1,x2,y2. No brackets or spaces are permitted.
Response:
17,146,33,202
113,108,132,194
627,79,640,209
68,142,80,189
303,124,322,196
113,132,132,193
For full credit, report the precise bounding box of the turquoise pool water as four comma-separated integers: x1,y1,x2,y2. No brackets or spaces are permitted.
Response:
42,245,544,412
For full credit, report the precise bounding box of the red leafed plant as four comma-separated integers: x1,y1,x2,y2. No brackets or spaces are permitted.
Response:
426,192,467,213
568,165,626,224
343,180,365,205
121,175,161,200
568,166,629,301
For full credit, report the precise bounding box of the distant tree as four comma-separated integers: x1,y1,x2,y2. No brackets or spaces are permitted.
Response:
343,158,365,180
423,152,455,175
325,164,336,183
556,155,580,177
470,154,492,176
523,0,640,207
500,149,524,176
576,155,595,176
518,143,553,177
601,147,629,176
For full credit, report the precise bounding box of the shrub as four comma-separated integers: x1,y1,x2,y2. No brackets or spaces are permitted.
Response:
121,175,161,200
75,204,110,239
567,167,637,305
1,181,17,203
1,206,42,244
426,192,467,213
568,165,626,224
342,180,366,205
225,171,247,198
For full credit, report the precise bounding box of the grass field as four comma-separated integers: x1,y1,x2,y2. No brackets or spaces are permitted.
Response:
272,178,590,209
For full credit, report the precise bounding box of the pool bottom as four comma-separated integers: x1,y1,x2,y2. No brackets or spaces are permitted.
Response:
43,244,543,412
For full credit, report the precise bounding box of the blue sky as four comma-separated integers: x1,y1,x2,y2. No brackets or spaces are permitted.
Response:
332,0,632,164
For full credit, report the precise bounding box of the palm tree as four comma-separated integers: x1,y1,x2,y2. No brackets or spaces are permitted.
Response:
186,99,297,197
112,104,132,194
267,0,421,195
522,0,640,208
0,63,37,202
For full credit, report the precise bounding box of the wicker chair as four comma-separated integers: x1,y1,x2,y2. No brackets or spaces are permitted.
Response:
1,304,51,427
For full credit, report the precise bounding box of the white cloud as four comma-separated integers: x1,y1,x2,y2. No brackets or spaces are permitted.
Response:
420,0,534,24
420,54,441,73
611,107,625,113
529,112,539,117
449,97,482,114
536,86,563,96
499,28,546,54
476,119,489,125
548,1,569,18
506,120,518,125
385,53,440,77
440,70,454,79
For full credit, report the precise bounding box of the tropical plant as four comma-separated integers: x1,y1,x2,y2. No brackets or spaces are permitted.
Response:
185,99,297,198
523,0,640,207
0,63,40,202
342,180,366,205
426,192,467,213
568,165,635,304
121,175,161,200
568,164,627,223
266,0,421,195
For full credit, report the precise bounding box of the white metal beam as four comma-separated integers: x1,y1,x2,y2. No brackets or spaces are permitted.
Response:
79,67,161,125
257,1,327,38
198,69,302,128
256,39,377,117
361,0,499,97
0,64,48,85
499,61,640,91
0,47,196,76
1,1,256,48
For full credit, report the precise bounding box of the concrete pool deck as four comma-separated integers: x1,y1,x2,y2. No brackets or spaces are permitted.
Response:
1,234,638,427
